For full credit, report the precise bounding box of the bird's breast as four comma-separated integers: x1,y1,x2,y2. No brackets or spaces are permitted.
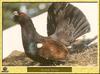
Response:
28,42,37,55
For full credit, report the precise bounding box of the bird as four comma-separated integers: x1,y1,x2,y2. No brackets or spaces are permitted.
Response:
13,2,90,66
13,11,68,66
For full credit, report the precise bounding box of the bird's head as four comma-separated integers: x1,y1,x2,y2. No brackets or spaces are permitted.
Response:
13,11,30,24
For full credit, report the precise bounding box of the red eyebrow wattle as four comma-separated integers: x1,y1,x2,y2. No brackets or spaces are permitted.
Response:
20,12,26,16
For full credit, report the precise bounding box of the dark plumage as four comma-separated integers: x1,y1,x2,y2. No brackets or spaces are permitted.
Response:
13,11,68,66
13,3,90,66
47,3,90,46
70,36,97,53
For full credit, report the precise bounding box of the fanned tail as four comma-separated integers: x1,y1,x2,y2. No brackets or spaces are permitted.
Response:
50,3,90,45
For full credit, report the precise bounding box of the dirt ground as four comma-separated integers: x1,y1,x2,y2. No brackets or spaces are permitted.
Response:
3,43,98,66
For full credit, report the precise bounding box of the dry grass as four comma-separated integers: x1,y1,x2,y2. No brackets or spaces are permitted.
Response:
65,43,97,66
3,43,98,66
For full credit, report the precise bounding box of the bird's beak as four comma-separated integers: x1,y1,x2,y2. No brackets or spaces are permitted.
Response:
13,11,19,16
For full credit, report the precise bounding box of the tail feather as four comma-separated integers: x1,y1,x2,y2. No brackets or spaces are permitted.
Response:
67,4,90,41
74,21,90,37
74,25,90,39
49,3,91,45
74,17,86,29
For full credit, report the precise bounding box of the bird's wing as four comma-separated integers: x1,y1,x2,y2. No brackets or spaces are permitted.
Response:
48,3,90,46
47,5,56,36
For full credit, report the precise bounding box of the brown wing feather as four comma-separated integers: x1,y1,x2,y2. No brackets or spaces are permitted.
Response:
47,3,90,46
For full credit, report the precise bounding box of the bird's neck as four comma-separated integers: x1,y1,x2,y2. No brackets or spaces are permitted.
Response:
20,19,41,42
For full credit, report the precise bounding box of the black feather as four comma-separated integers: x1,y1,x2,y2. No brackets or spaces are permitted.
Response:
47,3,90,46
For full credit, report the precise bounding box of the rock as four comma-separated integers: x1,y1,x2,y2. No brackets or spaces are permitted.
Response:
3,50,38,66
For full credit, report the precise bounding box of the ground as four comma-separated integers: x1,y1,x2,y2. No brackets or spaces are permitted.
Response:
3,43,98,66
